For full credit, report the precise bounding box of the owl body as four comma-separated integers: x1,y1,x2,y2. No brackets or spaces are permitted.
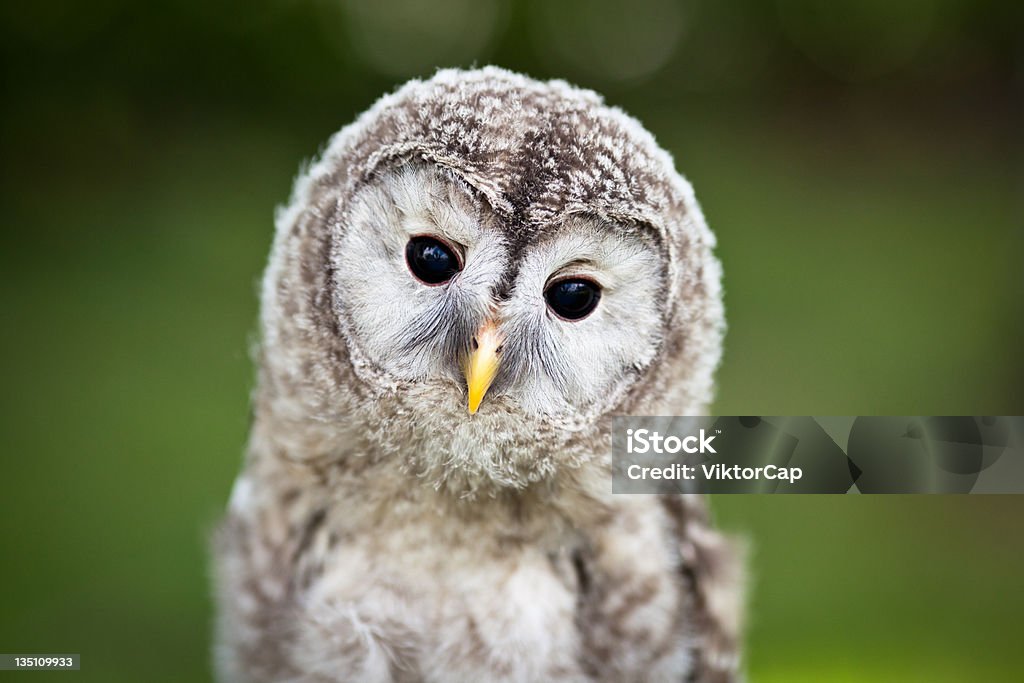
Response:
214,68,741,682
219,449,705,682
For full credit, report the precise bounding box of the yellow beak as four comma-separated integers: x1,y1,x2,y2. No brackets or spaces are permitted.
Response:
465,319,503,415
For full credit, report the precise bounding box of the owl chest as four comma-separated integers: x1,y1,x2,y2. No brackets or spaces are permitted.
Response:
283,504,691,683
298,526,588,681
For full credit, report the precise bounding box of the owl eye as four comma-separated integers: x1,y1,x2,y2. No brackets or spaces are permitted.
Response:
406,235,462,285
545,278,601,321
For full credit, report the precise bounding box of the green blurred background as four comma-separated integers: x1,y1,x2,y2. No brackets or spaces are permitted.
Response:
1,1,1021,681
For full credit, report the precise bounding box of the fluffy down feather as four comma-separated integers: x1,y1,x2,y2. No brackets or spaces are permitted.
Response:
213,67,741,683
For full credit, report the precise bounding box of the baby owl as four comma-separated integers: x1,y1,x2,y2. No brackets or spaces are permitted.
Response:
214,67,742,682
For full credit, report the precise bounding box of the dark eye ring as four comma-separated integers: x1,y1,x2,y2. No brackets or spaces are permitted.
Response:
544,277,602,321
405,235,463,286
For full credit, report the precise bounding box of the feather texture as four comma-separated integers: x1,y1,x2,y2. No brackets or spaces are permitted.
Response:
213,67,741,682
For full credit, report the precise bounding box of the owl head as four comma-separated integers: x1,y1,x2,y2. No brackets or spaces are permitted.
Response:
255,68,723,495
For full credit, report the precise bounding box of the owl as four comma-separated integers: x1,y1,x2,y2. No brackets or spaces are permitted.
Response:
213,67,742,682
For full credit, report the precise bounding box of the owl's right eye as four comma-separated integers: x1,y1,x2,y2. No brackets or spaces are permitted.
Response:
405,235,462,285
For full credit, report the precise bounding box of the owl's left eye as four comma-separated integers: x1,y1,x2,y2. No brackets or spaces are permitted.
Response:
545,278,601,321
406,235,462,285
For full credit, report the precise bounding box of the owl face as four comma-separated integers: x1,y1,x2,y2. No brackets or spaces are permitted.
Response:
332,163,667,425
258,69,722,492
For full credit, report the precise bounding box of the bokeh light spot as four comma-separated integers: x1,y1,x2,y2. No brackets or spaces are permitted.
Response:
341,0,504,78
530,0,690,83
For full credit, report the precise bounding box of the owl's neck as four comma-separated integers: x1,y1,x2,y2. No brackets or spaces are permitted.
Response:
242,408,613,536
